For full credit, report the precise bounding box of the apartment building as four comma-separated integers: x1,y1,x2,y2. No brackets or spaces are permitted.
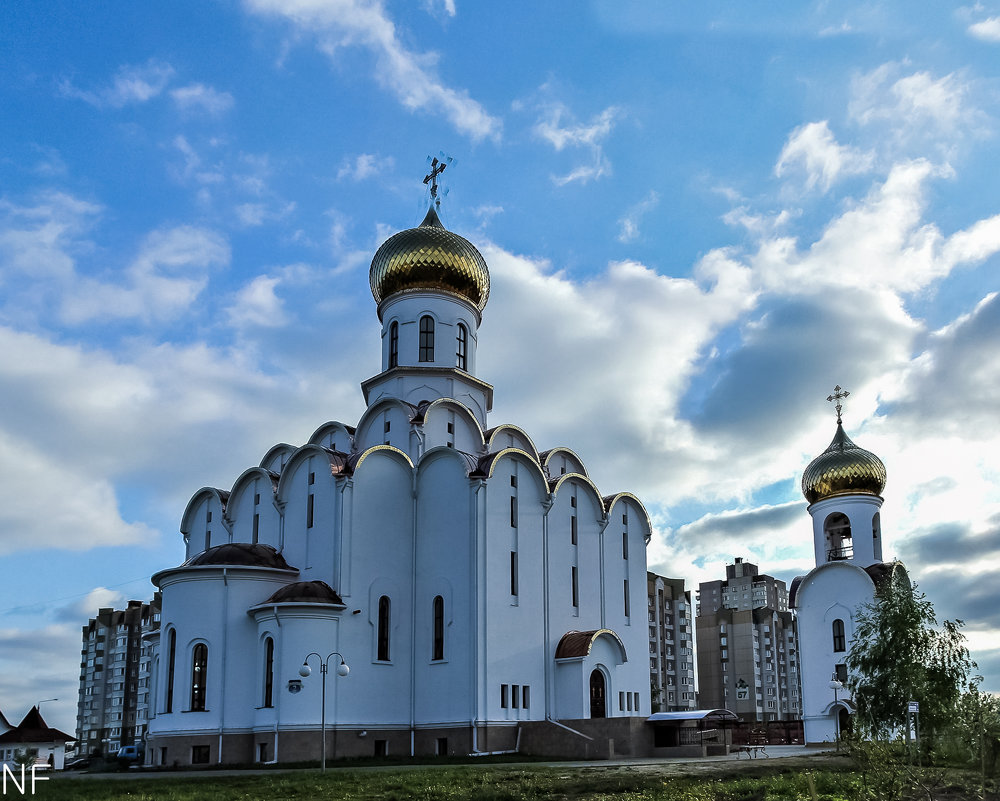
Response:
76,596,160,755
695,559,801,722
647,572,697,712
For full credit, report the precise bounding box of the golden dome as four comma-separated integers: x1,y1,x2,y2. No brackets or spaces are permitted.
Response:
370,205,490,312
801,423,886,504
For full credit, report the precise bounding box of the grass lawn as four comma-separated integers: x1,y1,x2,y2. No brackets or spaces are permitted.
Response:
32,751,1000,800
32,755,870,801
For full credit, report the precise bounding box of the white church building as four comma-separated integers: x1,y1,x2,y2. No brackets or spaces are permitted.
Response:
790,389,902,745
144,202,652,766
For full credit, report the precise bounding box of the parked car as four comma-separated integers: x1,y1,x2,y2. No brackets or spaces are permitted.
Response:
116,746,142,762
63,755,92,771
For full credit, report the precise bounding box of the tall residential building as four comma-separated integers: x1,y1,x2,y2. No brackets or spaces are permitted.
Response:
695,559,801,722
76,596,160,755
647,573,697,712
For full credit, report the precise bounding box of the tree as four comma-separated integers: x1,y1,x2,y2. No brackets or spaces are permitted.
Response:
845,562,978,744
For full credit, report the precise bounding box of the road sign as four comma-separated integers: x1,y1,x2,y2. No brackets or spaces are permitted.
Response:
908,701,919,713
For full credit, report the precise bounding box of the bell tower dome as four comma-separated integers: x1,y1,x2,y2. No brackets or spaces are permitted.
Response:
360,181,494,427
802,386,887,567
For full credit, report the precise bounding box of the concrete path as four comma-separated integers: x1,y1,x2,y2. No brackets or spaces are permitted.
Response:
56,745,838,781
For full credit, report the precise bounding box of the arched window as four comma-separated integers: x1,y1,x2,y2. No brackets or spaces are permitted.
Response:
190,643,208,711
824,512,853,561
377,596,391,661
432,595,445,661
388,321,399,368
456,323,468,370
165,629,176,713
419,316,434,362
262,637,274,708
832,619,846,653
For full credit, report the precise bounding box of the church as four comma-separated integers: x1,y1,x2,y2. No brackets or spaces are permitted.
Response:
144,193,653,766
791,388,904,745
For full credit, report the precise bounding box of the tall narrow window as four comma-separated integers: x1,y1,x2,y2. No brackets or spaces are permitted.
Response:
624,579,630,617
166,630,176,713
510,551,518,596
307,493,314,528
572,566,579,608
432,596,444,661
263,637,274,708
570,516,577,545
419,316,434,362
377,596,391,661
388,321,399,368
190,643,207,711
456,323,468,370
252,513,260,544
832,619,846,653
622,531,629,559
510,495,518,528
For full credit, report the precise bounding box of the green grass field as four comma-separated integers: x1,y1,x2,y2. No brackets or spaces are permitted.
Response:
26,753,998,801
27,761,863,801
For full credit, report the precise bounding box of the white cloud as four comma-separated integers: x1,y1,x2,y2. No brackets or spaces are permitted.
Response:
60,60,175,108
533,103,621,186
226,275,287,328
243,0,500,141
55,588,126,623
849,63,988,151
0,427,154,555
337,153,394,181
422,0,456,18
617,190,660,243
60,226,231,324
170,83,235,115
774,121,874,192
968,16,1000,41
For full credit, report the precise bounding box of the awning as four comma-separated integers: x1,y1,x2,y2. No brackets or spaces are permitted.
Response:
647,709,739,723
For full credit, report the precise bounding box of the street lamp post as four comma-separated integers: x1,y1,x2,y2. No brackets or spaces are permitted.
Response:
299,652,349,771
828,673,843,752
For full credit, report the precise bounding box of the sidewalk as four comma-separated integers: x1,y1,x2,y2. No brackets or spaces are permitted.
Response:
59,745,839,781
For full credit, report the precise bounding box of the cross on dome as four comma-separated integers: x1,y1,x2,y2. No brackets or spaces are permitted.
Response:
423,156,448,207
827,385,850,425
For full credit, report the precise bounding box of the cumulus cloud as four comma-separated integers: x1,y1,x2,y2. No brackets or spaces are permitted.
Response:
55,587,127,623
243,0,500,141
60,60,176,108
0,427,152,555
226,275,287,328
170,83,235,115
337,153,394,181
774,121,874,192
849,63,988,153
533,103,621,186
967,16,1000,42
60,226,231,324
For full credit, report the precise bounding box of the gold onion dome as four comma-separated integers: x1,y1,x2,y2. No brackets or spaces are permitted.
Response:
801,423,887,504
370,205,490,312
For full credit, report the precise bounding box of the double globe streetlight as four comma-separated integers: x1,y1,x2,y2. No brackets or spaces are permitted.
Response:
829,673,844,751
299,652,349,771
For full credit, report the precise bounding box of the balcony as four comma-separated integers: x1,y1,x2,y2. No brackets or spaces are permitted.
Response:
827,545,854,561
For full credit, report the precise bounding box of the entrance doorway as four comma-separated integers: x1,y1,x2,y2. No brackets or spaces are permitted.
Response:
589,669,606,718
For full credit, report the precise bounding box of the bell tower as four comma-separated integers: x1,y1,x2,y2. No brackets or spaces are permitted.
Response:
801,386,887,568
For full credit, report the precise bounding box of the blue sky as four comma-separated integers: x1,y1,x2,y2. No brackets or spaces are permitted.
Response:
2,1,1000,733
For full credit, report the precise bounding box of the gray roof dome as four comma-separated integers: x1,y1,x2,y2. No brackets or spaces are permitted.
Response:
183,543,292,570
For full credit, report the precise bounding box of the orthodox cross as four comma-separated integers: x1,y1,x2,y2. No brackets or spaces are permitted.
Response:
423,157,447,206
827,385,850,424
